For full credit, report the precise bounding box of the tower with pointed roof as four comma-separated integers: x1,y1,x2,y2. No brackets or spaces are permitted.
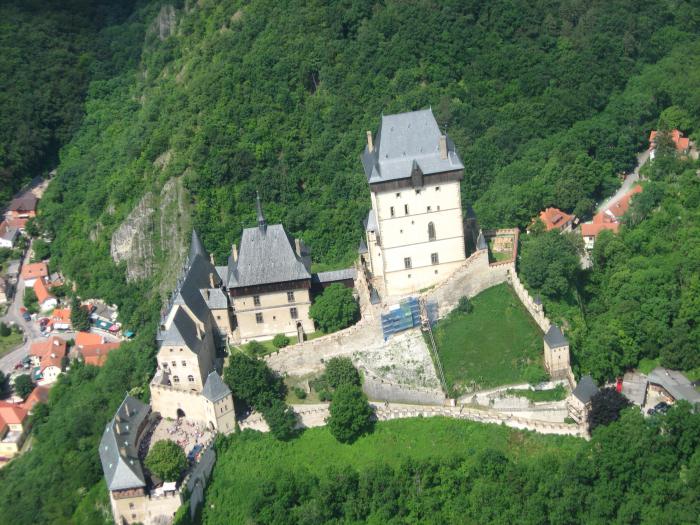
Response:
362,108,468,296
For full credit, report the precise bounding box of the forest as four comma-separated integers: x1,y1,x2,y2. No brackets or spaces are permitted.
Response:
1,0,700,523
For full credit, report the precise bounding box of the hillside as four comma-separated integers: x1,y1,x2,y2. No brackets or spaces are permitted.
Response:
1,1,700,524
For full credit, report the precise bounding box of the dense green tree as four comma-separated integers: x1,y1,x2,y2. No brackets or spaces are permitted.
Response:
13,374,34,400
145,440,187,482
327,384,373,444
223,353,284,410
322,357,360,390
588,387,631,433
309,284,359,334
23,288,39,314
519,230,580,299
0,323,10,337
272,334,290,349
261,399,298,441
31,240,51,262
70,297,90,332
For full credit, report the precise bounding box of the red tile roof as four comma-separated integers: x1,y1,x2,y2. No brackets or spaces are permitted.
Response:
20,262,48,281
581,186,642,239
649,129,690,152
22,385,51,412
537,207,574,231
8,195,38,212
40,353,64,373
80,342,121,367
50,308,72,325
75,331,103,346
607,185,642,220
0,401,28,425
29,336,67,360
33,278,54,305
5,218,28,230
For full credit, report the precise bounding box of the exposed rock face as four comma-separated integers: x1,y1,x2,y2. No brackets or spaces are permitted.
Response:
155,5,177,41
110,176,191,283
111,192,156,280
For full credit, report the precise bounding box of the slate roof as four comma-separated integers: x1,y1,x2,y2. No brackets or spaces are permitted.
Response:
648,367,700,405
361,109,464,184
201,371,231,403
358,238,368,254
227,224,311,288
476,230,487,251
572,375,599,404
215,265,228,284
201,288,228,310
364,209,377,232
313,268,357,283
99,395,150,491
161,307,203,353
8,194,37,212
544,325,568,348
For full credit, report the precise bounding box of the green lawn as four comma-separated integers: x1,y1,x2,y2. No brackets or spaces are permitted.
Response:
0,331,24,358
506,384,567,402
201,418,581,524
432,283,544,393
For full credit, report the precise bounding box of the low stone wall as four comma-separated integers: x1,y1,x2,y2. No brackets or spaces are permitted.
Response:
362,371,445,405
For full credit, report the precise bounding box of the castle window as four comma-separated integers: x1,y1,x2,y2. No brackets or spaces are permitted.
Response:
415,189,421,195
431,252,439,265
428,222,436,241
129,503,135,510
256,313,263,324
390,206,395,217
253,295,261,306
404,257,412,269
404,204,409,215
171,361,176,367
181,360,186,367
290,307,298,319
435,186,440,191
287,291,295,302
173,376,180,383
395,192,401,198
188,375,194,382
427,206,431,212
217,315,221,320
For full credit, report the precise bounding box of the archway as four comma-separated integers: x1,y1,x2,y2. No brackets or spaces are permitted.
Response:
176,408,185,419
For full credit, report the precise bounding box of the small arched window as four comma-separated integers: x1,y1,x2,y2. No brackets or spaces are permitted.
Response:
188,375,195,382
428,222,436,241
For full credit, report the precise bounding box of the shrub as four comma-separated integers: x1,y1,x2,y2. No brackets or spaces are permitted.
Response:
261,399,297,441
524,365,548,386
457,296,473,314
246,340,266,356
23,288,39,314
292,386,307,399
0,323,10,337
309,283,359,333
13,374,35,400
327,384,373,443
323,357,360,389
145,440,187,481
272,334,290,348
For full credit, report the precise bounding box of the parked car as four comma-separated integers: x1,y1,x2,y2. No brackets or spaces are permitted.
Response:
654,402,670,414
22,312,31,322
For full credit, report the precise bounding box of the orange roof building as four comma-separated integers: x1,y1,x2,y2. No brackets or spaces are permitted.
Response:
22,385,51,412
29,336,67,360
20,262,48,284
0,402,28,426
531,207,574,232
649,129,690,154
75,331,104,346
33,278,56,309
581,185,642,249
50,308,72,329
80,342,121,367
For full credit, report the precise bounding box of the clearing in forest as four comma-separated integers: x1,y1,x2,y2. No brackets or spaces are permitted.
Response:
431,283,543,393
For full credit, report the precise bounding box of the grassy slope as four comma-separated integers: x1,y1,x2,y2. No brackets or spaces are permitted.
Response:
432,283,543,391
202,418,581,524
0,331,23,359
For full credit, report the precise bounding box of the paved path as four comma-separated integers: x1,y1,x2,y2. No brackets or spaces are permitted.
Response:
596,149,650,213
238,401,587,438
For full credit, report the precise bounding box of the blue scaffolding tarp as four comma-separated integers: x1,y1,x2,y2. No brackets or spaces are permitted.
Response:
381,297,421,340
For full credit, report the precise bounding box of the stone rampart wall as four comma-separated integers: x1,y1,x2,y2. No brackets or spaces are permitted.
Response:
362,370,445,405
507,268,551,333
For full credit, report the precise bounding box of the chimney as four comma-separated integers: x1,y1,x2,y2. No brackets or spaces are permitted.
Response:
366,130,374,153
209,253,215,265
439,135,447,160
295,238,302,257
231,243,238,262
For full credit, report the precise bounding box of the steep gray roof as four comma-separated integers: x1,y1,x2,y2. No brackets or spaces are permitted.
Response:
0,225,19,242
476,230,487,251
358,238,368,254
364,209,377,232
215,265,228,283
227,224,311,288
361,109,464,184
544,325,568,348
314,268,356,283
161,307,203,353
202,371,231,402
8,194,37,211
99,395,150,491
201,288,228,310
572,375,599,404
189,230,207,263
648,367,700,404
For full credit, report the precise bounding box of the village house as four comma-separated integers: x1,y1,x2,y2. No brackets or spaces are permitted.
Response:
5,194,38,222
49,307,72,331
580,185,642,250
648,129,690,160
566,375,599,424
646,367,700,410
33,278,57,312
29,336,67,384
20,261,48,287
361,109,468,297
529,207,575,233
79,341,121,367
22,385,51,413
0,402,29,460
0,220,20,249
